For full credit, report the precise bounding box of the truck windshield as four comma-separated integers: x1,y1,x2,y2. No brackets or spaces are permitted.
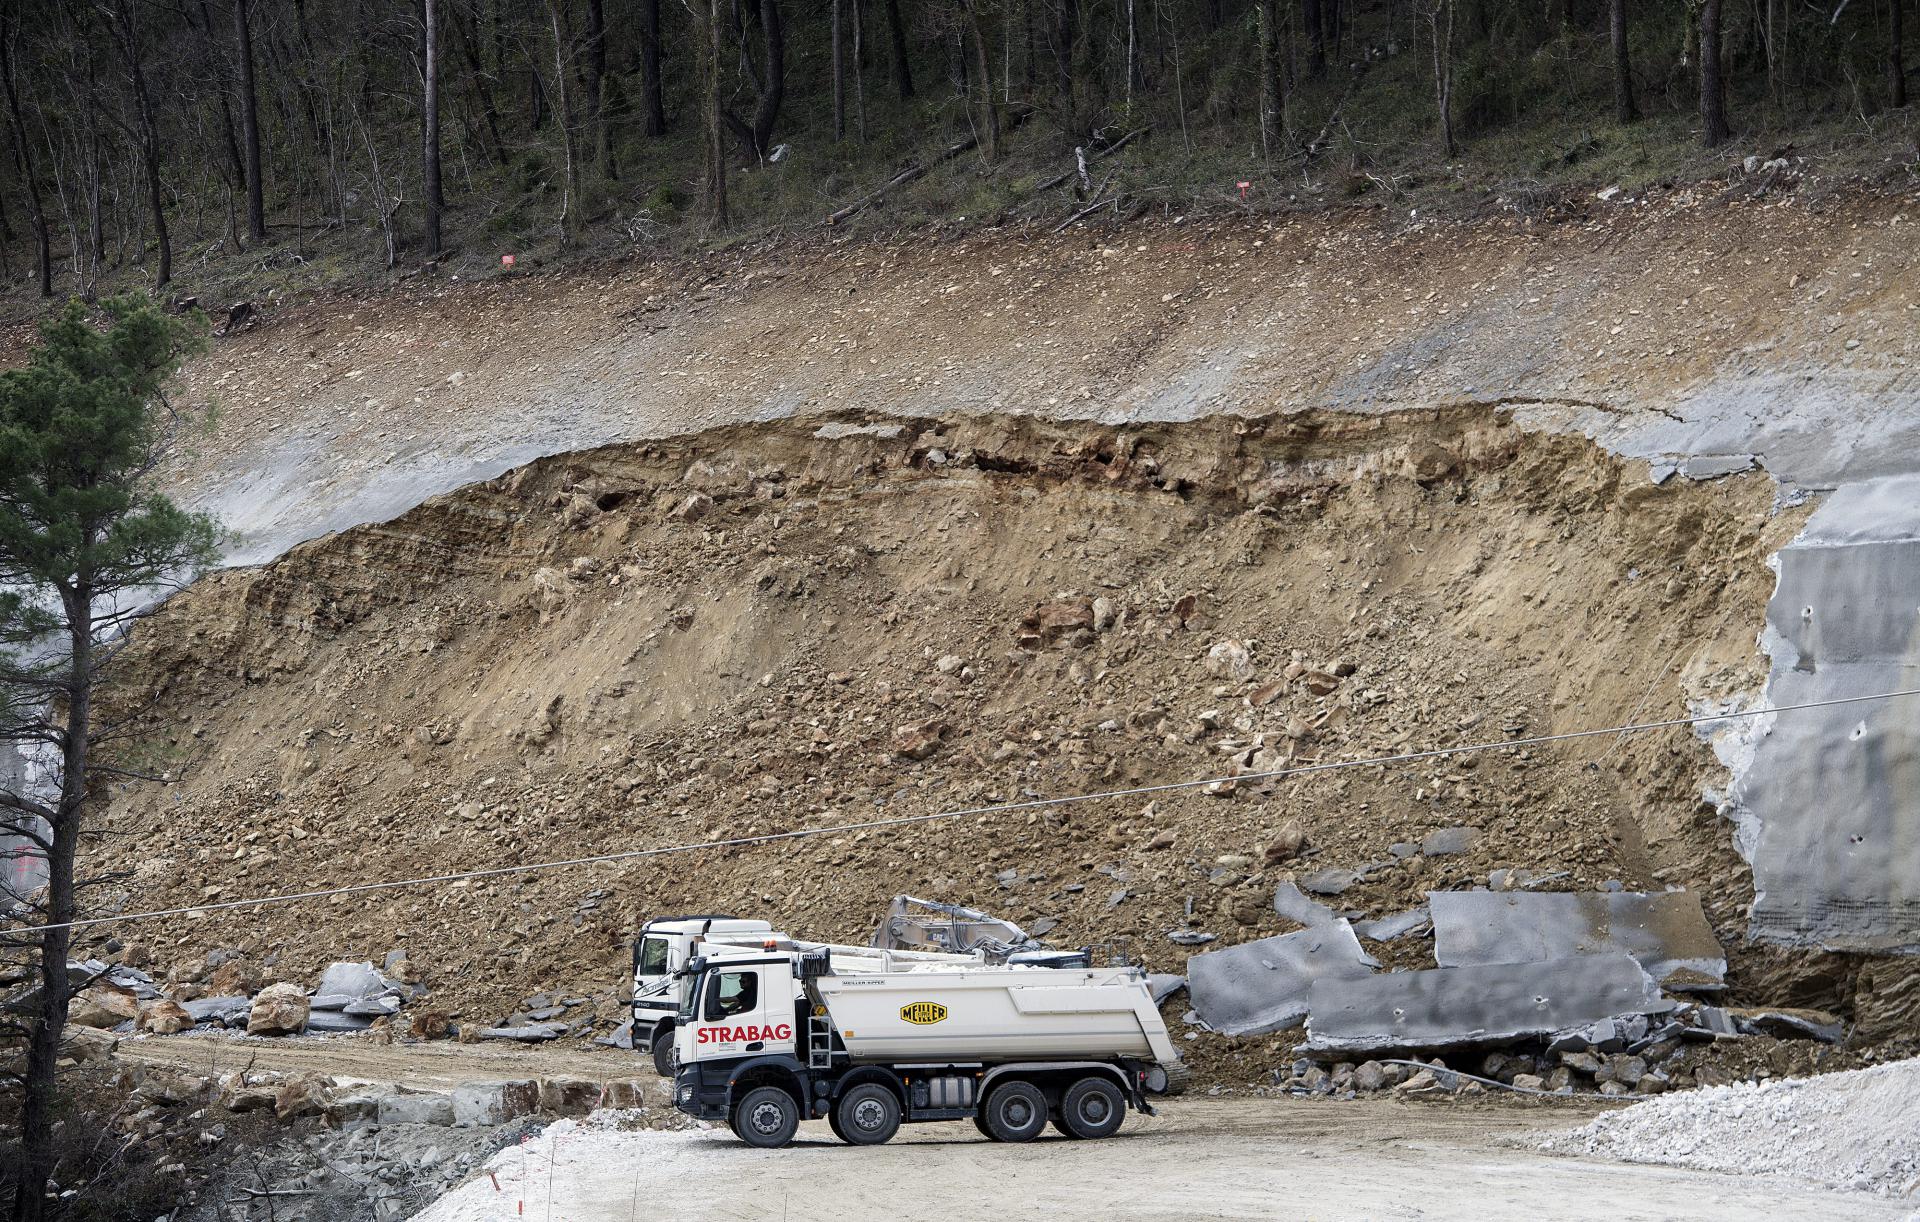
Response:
636,936,670,977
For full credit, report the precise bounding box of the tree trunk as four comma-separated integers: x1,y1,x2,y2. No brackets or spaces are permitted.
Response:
1610,0,1636,121
234,0,266,240
107,1,170,288
703,0,727,223
451,7,509,166
424,0,443,256
584,0,614,176
639,0,667,133
0,16,52,297
964,0,999,159
1304,0,1326,75
885,0,913,98
1257,0,1283,158
833,0,845,139
853,0,866,139
1430,0,1455,158
547,0,580,245
11,596,92,1222
1892,0,1907,110
723,0,785,159
1699,0,1728,146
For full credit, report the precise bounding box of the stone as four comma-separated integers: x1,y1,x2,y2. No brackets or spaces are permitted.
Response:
306,1009,374,1033
453,1080,539,1127
1511,1073,1546,1091
1420,827,1480,857
536,1078,600,1116
206,959,262,998
1560,1051,1605,1075
1262,823,1308,865
479,1022,566,1042
327,1091,388,1129
70,985,142,1028
1610,1055,1648,1084
1635,1075,1667,1095
1017,599,1095,647
667,493,713,522
1298,868,1358,897
1302,670,1342,696
274,1075,331,1119
1091,597,1118,631
136,1000,194,1035
1352,1061,1388,1092
1598,1080,1633,1097
1204,640,1254,682
1145,830,1177,851
183,996,252,1027
248,983,310,1036
1545,1067,1575,1092
312,962,391,1010
344,994,403,1018
890,719,949,761
377,1091,457,1127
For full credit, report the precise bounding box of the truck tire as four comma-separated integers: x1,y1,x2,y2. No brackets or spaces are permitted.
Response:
730,1086,801,1148
980,1080,1048,1143
1056,1076,1126,1140
650,1029,677,1077
833,1083,901,1145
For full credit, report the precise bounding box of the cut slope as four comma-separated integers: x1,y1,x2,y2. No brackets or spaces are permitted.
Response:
87,409,1805,1071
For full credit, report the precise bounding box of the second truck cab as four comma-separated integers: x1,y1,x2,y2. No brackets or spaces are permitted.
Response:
631,915,775,1075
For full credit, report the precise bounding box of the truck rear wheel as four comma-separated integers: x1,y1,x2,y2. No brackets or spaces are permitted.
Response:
833,1084,901,1145
730,1086,800,1148
980,1080,1048,1143
1056,1076,1126,1140
650,1029,677,1077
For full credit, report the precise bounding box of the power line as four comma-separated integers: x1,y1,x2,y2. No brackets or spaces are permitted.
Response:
14,685,1920,937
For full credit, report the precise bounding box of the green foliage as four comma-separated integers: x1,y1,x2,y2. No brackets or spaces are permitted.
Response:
0,295,220,643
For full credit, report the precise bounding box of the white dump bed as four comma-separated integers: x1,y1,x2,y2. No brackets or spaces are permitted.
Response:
815,964,1180,1065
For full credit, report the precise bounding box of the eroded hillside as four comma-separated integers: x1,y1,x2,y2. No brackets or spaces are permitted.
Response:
86,406,1876,1080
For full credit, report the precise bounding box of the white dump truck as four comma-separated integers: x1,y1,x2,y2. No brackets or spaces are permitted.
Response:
671,940,1184,1147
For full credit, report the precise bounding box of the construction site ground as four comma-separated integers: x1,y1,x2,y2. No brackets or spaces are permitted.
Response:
110,1035,1903,1221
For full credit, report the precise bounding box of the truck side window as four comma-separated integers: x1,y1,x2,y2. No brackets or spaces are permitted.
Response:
636,937,669,976
706,970,758,1020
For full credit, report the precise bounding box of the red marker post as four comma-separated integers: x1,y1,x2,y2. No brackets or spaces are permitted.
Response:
1236,181,1251,201
501,254,517,269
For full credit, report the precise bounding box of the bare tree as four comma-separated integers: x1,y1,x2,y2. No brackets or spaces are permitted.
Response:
1428,0,1456,158
101,0,172,289
423,0,444,256
639,0,667,134
702,0,727,223
547,0,581,245
233,0,266,241
723,0,786,160
584,0,614,176
1256,0,1284,159
1699,0,1728,145
0,13,53,297
885,0,914,98
1892,0,1907,110
1610,0,1636,121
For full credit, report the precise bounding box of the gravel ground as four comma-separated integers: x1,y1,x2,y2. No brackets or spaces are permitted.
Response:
1536,1057,1920,1200
411,1098,1904,1222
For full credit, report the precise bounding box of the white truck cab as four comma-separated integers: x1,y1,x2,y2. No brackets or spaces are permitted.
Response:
631,915,775,1075
672,941,1183,1148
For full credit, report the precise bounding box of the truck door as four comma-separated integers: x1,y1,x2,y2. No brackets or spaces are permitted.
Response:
684,964,796,1063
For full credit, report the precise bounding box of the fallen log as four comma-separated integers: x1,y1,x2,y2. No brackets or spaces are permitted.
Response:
822,108,1034,227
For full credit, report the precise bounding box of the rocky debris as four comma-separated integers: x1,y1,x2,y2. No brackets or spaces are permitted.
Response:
478,1022,567,1042
248,982,311,1036
1016,598,1094,648
889,719,949,761
182,996,252,1027
1420,827,1481,856
1730,1007,1846,1044
136,999,195,1035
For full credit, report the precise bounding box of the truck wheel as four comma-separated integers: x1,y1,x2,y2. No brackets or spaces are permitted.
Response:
731,1086,800,1148
834,1084,901,1145
1057,1076,1126,1140
981,1080,1048,1143
650,1030,677,1077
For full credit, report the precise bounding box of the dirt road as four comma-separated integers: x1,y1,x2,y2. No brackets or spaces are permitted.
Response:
116,1031,650,1091
417,1097,1904,1221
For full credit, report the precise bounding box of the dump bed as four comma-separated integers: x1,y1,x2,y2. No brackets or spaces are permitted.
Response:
814,963,1179,1065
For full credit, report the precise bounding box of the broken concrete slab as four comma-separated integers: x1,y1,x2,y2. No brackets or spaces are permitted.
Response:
183,996,252,1027
304,1009,374,1033
1273,881,1339,927
594,1019,635,1049
377,1090,456,1127
1147,974,1187,1005
1731,1007,1846,1044
1298,868,1359,897
1303,953,1676,1057
344,994,402,1018
479,1022,566,1042
1187,921,1377,1037
452,1079,539,1127
311,961,395,1010
1352,909,1431,942
1429,889,1726,991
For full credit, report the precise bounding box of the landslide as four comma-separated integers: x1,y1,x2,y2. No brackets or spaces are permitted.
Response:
83,407,1821,1078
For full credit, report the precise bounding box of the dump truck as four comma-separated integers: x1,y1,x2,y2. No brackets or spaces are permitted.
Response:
671,939,1184,1147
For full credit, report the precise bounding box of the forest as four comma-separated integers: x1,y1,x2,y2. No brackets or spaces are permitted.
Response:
0,0,1913,301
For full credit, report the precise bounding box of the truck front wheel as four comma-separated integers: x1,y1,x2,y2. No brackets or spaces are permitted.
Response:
1056,1076,1126,1140
833,1084,901,1145
650,1027,677,1077
730,1086,801,1148
980,1080,1048,1143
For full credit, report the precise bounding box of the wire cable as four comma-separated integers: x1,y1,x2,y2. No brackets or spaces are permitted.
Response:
13,684,1920,937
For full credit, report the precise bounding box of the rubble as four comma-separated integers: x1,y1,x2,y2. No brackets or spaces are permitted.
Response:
1429,890,1727,992
1302,954,1676,1056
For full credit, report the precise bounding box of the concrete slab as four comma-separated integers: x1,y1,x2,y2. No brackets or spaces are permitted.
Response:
1186,921,1377,1036
1429,890,1726,991
1273,881,1339,927
1302,954,1676,1056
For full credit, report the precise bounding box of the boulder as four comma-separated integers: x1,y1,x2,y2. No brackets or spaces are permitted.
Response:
377,1090,457,1127
136,1000,194,1035
206,959,262,998
248,983,310,1036
453,1080,539,1127
408,1010,453,1040
70,985,142,1028
1203,640,1254,681
274,1074,331,1119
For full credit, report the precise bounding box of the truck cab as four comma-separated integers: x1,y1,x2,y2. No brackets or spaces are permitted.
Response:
630,915,774,1075
672,942,1182,1149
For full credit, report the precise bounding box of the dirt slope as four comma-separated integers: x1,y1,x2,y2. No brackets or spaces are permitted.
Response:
81,406,1842,1082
